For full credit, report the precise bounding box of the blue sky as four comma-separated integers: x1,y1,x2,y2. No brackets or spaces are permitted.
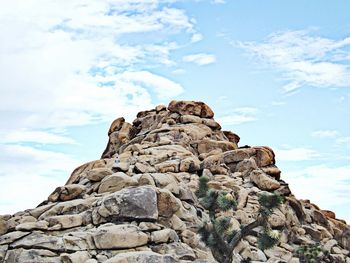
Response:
0,0,349,221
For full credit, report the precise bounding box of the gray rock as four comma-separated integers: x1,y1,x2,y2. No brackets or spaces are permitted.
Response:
0,231,30,245
94,186,158,222
105,251,178,263
10,232,65,251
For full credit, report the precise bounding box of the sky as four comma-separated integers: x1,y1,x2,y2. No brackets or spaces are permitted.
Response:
0,0,349,222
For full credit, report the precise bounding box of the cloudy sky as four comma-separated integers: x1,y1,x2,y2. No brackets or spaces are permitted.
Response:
0,0,349,222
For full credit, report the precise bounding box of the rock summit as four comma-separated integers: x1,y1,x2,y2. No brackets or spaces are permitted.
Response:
0,100,349,262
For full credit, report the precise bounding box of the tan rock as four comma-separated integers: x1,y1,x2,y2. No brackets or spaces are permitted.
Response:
86,167,113,181
180,114,202,124
48,214,83,229
98,172,137,193
0,231,29,245
157,189,181,218
105,251,177,263
108,117,125,135
198,138,237,154
4,248,60,263
48,184,86,202
253,146,275,167
168,100,214,118
250,170,280,190
151,229,179,243
0,245,7,263
268,209,286,228
66,159,107,185
61,251,91,263
93,224,148,249
15,220,49,231
179,157,200,172
222,148,256,164
0,217,8,235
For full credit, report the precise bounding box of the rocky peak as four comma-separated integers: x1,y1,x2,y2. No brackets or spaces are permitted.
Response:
0,100,349,263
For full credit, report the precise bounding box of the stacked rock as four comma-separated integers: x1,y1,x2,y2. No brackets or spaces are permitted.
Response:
0,100,349,263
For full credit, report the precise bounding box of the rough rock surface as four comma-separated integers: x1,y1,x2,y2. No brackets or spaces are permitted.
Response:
0,100,349,263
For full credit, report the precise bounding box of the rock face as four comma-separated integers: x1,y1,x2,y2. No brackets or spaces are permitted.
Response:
0,100,349,263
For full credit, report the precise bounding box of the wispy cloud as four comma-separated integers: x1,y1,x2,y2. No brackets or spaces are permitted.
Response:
0,144,81,214
284,164,350,213
212,0,226,4
311,130,339,139
275,147,320,161
218,107,258,125
183,53,216,65
0,0,203,215
237,30,350,92
2,130,76,145
0,0,198,132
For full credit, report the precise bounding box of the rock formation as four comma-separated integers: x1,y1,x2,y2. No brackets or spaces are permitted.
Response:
0,100,349,263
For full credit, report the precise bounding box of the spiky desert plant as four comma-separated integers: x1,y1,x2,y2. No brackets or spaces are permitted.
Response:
295,244,344,263
196,176,284,263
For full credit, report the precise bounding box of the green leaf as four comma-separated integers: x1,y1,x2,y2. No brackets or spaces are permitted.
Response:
214,217,231,234
258,193,284,211
217,193,237,211
258,230,280,250
196,176,209,198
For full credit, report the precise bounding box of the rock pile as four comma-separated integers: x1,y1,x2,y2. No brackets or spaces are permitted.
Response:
0,100,349,263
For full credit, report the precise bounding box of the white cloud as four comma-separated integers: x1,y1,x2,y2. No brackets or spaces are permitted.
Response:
311,130,339,139
191,33,203,43
0,144,81,214
0,0,196,132
212,0,226,4
0,0,202,215
283,164,350,213
218,107,258,125
183,53,216,65
238,30,350,91
275,147,320,161
2,130,76,145
336,136,350,148
114,71,184,99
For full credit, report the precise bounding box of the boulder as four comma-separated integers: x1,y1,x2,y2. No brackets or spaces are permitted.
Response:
92,224,148,249
151,229,179,243
198,138,237,154
168,100,214,118
105,251,177,263
0,218,8,235
98,172,137,193
47,215,83,229
250,170,280,190
48,184,86,202
10,232,65,251
86,168,113,182
61,251,91,263
4,248,60,263
94,186,158,222
15,221,49,231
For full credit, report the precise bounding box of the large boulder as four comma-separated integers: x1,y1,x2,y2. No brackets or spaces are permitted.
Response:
93,186,158,223
92,224,148,249
168,100,214,118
